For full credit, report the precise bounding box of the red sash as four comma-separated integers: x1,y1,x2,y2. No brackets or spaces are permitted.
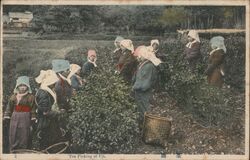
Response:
15,105,31,112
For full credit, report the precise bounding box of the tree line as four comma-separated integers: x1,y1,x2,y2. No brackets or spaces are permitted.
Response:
3,5,245,35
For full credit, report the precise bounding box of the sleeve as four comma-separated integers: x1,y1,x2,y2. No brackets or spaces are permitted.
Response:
29,95,37,120
117,52,132,72
119,55,130,73
156,52,167,62
186,43,200,60
132,71,137,85
35,90,51,113
71,76,79,90
54,81,72,110
82,63,91,78
4,95,15,119
205,51,224,75
133,63,157,92
120,55,137,75
54,82,64,107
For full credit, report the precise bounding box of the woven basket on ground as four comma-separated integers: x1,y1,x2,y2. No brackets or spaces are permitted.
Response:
143,112,172,147
10,141,69,154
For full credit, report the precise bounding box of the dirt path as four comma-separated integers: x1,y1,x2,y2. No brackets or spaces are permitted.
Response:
136,92,245,154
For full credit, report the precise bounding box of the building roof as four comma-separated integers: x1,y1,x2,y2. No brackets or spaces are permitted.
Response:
9,11,33,19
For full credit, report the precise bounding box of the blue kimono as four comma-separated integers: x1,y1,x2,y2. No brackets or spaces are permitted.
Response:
132,60,158,122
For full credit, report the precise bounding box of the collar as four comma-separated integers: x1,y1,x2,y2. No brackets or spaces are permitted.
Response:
209,48,222,56
186,40,198,48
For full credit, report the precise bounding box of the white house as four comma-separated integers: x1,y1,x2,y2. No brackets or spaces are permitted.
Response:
8,11,33,27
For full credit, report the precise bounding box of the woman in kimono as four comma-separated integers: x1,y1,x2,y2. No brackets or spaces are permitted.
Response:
52,59,72,112
35,70,62,150
117,39,138,83
183,30,201,72
113,36,124,65
205,36,226,88
82,50,97,79
149,39,167,61
132,46,162,123
147,39,167,92
3,76,36,151
52,59,75,146
68,64,83,93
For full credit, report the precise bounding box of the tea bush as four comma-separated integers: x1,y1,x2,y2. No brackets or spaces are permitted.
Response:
64,48,88,66
161,35,245,130
224,35,245,91
67,47,140,153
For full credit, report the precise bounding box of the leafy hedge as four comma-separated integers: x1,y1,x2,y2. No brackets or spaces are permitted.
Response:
3,34,245,153
67,46,140,153
162,34,245,91
224,35,245,91
161,35,245,129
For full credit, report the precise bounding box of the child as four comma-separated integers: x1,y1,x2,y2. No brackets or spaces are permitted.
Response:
4,76,36,151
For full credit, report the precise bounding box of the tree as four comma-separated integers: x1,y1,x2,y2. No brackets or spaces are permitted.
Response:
159,7,187,32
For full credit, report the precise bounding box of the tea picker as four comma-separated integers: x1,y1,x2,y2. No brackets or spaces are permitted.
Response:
116,39,138,83
3,76,36,151
35,69,63,150
183,30,201,73
132,46,161,124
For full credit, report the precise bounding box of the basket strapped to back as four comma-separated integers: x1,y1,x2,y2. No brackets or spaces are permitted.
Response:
143,112,172,147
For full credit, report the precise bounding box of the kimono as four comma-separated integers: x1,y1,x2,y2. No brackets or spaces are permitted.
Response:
153,49,167,91
117,49,138,83
184,41,201,72
205,48,225,88
132,60,158,122
112,48,123,66
4,93,35,151
82,61,95,78
54,77,72,111
70,74,82,91
54,76,73,145
35,89,62,150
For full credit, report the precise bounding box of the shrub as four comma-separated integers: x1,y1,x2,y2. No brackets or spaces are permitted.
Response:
224,35,245,91
189,83,244,131
64,48,88,66
67,47,140,153
161,35,245,131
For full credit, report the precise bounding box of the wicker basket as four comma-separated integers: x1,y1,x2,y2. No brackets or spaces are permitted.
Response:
10,149,45,154
143,112,172,147
10,141,69,154
43,141,69,154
